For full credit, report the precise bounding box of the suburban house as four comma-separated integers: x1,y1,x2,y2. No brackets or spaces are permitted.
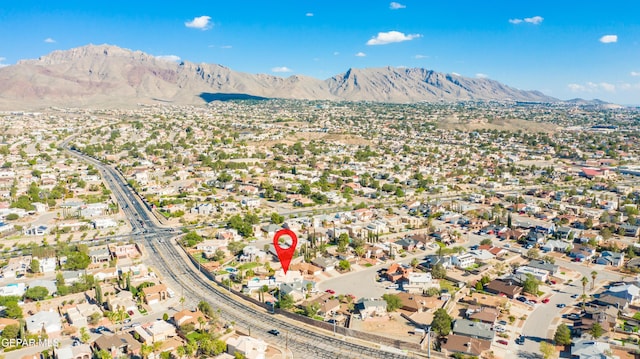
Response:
596,251,625,267
26,310,62,335
451,253,475,269
54,343,92,359
452,319,494,340
311,257,338,272
355,299,388,319
441,334,491,357
484,279,523,299
92,333,141,358
571,339,615,359
173,309,206,327
526,260,559,276
141,284,168,305
226,335,267,359
133,320,177,344
604,284,640,304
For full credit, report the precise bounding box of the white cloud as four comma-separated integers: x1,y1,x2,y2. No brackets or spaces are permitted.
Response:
156,55,181,62
568,82,617,93
599,34,617,43
476,73,489,79
355,52,367,57
220,45,232,49
271,66,293,73
366,31,422,45
509,16,543,25
631,71,640,77
599,82,616,92
0,57,7,68
44,38,56,43
568,83,586,92
185,16,212,30
389,2,406,9
306,12,314,17
524,16,544,24
413,54,428,59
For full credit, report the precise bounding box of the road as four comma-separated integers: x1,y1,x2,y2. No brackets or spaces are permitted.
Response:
63,145,409,359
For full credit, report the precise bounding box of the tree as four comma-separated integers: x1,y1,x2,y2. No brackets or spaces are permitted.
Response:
590,270,598,290
527,248,541,260
410,258,419,268
277,293,294,310
3,302,23,319
431,308,453,336
270,212,284,224
581,276,589,296
338,260,351,272
65,252,91,270
540,341,555,359
431,263,447,279
554,324,572,346
80,327,90,343
480,238,492,246
337,233,350,252
382,294,402,312
590,322,604,339
93,349,111,359
95,285,103,305
198,301,214,317
0,324,19,340
304,302,321,318
183,231,204,247
163,313,169,321
522,274,540,295
24,286,49,301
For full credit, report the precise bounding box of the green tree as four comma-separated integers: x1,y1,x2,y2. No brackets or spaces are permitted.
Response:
431,263,447,279
95,285,103,305
24,286,49,301
270,212,284,224
94,349,111,359
338,260,351,272
431,308,453,336
0,324,19,341
540,341,555,359
304,302,321,318
590,322,604,339
65,252,91,270
3,302,22,319
30,259,40,274
80,327,91,343
198,301,214,317
527,248,541,260
382,294,402,312
183,231,204,247
480,238,492,246
277,293,295,310
590,270,598,290
522,274,540,295
553,324,572,346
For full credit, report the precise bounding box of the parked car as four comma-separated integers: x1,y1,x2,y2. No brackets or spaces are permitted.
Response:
128,310,134,316
557,303,566,308
516,336,524,345
498,320,507,326
494,325,506,333
516,296,527,302
542,298,550,303
325,289,336,294
497,339,508,345
268,329,280,336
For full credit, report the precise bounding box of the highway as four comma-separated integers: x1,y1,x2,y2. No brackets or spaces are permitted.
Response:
62,144,410,358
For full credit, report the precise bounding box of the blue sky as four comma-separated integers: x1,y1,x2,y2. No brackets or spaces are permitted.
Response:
1,1,639,104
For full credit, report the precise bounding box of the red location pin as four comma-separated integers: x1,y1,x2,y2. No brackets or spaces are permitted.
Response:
273,228,297,274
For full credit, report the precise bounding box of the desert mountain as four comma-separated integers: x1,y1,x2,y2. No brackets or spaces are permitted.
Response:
0,44,556,109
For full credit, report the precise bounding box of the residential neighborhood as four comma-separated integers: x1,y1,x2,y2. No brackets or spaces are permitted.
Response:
1,100,640,358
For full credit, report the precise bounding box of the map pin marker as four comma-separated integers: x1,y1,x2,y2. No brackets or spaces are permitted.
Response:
273,228,297,274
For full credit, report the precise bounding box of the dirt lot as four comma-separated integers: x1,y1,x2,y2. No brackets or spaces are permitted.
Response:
350,312,422,344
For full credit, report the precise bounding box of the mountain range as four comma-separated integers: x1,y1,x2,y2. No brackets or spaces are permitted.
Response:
0,44,558,109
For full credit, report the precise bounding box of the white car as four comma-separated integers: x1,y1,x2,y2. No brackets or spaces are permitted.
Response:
494,325,506,333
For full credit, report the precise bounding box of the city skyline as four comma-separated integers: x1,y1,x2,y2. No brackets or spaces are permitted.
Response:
1,1,639,104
